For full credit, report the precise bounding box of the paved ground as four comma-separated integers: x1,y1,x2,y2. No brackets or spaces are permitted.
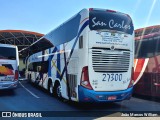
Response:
0,80,160,120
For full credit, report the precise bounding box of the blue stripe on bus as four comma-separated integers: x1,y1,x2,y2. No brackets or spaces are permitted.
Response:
49,47,58,60
56,46,61,79
48,47,58,77
48,48,52,77
60,20,89,81
63,46,71,99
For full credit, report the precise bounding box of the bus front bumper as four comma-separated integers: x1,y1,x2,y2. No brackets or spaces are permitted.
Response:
78,86,133,102
0,81,18,90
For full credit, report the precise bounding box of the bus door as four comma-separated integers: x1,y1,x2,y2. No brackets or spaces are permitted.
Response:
35,66,41,85
152,73,160,96
139,72,151,95
156,73,160,95
151,73,156,96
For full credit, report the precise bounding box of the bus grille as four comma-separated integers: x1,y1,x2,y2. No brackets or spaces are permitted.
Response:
92,49,130,72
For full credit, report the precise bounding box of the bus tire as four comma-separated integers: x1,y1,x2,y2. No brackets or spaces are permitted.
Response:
48,80,53,95
54,81,62,99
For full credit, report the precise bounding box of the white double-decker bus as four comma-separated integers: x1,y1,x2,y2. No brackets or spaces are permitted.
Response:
26,8,134,102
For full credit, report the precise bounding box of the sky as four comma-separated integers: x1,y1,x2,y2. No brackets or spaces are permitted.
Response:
0,0,160,34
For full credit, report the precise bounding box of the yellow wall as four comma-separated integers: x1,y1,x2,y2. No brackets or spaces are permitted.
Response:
19,58,26,71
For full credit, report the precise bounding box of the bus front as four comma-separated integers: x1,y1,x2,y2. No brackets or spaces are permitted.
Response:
79,8,134,102
0,44,19,90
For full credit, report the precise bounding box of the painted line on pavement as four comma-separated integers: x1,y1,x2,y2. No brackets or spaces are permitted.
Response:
19,81,40,98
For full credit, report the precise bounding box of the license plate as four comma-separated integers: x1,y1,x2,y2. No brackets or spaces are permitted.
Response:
108,96,117,100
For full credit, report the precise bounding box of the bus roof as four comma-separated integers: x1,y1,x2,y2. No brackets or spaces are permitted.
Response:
135,25,160,38
0,43,17,48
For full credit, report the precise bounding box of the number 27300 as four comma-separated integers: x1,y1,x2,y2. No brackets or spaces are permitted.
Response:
102,73,122,82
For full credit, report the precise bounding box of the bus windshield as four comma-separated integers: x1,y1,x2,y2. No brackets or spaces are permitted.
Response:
0,47,16,60
89,10,134,35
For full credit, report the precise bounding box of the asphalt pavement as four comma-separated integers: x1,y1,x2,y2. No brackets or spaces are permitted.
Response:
0,80,160,119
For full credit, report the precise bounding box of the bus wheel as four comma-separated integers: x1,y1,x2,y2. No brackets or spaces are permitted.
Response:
54,82,62,99
48,80,53,95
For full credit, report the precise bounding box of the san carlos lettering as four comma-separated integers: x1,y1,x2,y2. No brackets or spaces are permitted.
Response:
91,17,131,30
109,19,131,30
92,17,107,27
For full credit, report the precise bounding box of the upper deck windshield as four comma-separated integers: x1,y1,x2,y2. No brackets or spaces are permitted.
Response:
0,47,16,60
89,10,134,35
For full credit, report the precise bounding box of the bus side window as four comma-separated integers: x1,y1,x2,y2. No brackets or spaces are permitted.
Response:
28,63,33,71
37,66,41,72
79,36,83,49
41,61,49,73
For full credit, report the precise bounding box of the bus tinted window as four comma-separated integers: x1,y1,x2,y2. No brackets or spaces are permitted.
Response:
89,10,134,35
28,63,33,71
28,61,49,73
44,14,81,46
0,47,16,60
135,28,160,37
135,35,160,58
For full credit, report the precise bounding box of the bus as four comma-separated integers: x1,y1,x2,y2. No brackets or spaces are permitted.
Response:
134,25,160,98
26,8,134,102
0,44,19,89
